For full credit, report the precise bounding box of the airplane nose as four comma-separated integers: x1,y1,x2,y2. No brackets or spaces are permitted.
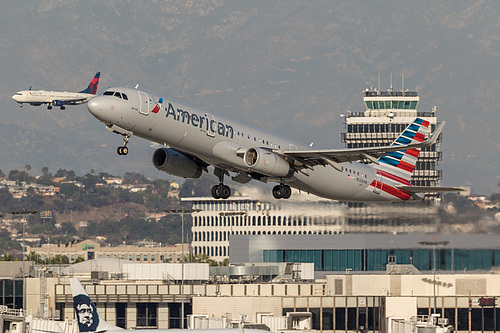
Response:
87,96,106,119
12,94,19,102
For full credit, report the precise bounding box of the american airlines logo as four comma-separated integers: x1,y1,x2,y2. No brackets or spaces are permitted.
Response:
165,102,234,138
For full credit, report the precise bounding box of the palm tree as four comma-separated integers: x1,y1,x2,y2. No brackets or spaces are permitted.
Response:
26,251,41,264
25,164,32,184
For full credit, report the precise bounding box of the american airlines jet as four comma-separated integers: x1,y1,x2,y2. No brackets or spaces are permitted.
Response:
86,86,461,202
70,278,270,333
12,72,100,110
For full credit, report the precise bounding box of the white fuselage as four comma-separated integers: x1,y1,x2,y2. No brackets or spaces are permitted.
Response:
87,87,418,202
12,90,94,105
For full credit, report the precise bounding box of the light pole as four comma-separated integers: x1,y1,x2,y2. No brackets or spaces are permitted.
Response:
419,240,449,315
11,210,37,320
164,207,201,329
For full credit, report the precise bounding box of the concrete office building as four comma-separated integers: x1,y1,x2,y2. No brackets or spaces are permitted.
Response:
26,239,187,264
2,265,500,332
185,197,345,262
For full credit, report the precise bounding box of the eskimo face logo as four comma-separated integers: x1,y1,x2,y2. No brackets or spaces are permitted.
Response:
74,295,99,332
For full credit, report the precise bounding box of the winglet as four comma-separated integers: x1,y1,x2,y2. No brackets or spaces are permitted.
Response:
70,278,123,332
425,121,445,146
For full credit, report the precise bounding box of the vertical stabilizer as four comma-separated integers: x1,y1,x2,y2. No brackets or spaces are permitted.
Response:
70,278,123,332
377,118,431,183
79,72,101,95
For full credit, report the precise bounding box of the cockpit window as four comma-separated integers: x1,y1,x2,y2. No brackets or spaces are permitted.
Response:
103,90,128,100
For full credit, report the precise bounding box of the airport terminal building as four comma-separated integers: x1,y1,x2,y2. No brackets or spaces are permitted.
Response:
230,234,500,275
1,260,500,333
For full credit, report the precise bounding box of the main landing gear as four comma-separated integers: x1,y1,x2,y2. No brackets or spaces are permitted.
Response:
117,132,132,155
212,184,231,199
212,168,231,199
272,183,292,199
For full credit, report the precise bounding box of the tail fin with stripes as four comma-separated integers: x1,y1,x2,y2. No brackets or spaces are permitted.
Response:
377,118,431,183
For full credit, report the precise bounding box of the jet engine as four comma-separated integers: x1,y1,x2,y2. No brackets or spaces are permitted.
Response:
53,100,64,106
243,147,292,177
152,148,203,179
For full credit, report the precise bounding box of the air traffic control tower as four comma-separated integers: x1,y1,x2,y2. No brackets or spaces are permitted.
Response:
341,87,442,195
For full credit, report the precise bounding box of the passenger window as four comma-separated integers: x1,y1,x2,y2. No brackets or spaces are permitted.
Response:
122,94,128,100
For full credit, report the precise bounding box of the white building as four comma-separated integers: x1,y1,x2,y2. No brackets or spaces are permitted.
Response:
183,197,345,262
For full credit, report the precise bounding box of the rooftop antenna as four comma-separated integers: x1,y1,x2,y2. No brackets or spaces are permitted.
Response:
390,73,393,91
402,73,404,92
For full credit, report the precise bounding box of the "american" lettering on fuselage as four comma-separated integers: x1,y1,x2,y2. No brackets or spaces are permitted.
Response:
165,103,234,138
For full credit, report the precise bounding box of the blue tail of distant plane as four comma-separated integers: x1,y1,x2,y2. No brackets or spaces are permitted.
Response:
79,72,100,95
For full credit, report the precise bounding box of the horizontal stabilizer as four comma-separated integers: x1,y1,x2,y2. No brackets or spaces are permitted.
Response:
397,185,465,193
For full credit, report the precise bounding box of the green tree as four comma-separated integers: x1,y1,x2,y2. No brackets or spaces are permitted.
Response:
0,253,17,261
37,167,53,185
60,222,77,235
26,251,41,264
74,256,85,263
48,254,69,264
54,169,77,180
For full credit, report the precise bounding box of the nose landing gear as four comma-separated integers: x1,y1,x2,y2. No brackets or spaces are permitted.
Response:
117,132,132,155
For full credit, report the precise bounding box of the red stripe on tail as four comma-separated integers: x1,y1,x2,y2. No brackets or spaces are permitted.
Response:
397,160,415,173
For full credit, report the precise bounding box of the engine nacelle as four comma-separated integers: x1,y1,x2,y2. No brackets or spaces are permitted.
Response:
53,100,64,106
243,147,292,177
152,148,202,179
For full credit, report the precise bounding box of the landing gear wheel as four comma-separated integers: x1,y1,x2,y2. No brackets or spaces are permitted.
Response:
211,184,231,199
272,184,292,199
281,185,292,199
117,146,129,155
211,185,221,199
47,105,52,110
60,106,66,110
219,185,231,199
272,185,282,199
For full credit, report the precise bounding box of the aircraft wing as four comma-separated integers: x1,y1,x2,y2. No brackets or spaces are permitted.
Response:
278,122,445,170
60,97,92,105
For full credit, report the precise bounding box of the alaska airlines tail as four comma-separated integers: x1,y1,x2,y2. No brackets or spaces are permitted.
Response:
377,117,431,183
70,278,123,332
79,72,101,95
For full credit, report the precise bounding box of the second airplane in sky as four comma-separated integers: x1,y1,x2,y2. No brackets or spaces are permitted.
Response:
12,72,100,110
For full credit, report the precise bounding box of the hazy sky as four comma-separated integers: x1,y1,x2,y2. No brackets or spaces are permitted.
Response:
1,1,498,194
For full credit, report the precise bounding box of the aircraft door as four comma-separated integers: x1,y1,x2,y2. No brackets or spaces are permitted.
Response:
205,113,216,137
138,91,150,115
373,170,382,194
